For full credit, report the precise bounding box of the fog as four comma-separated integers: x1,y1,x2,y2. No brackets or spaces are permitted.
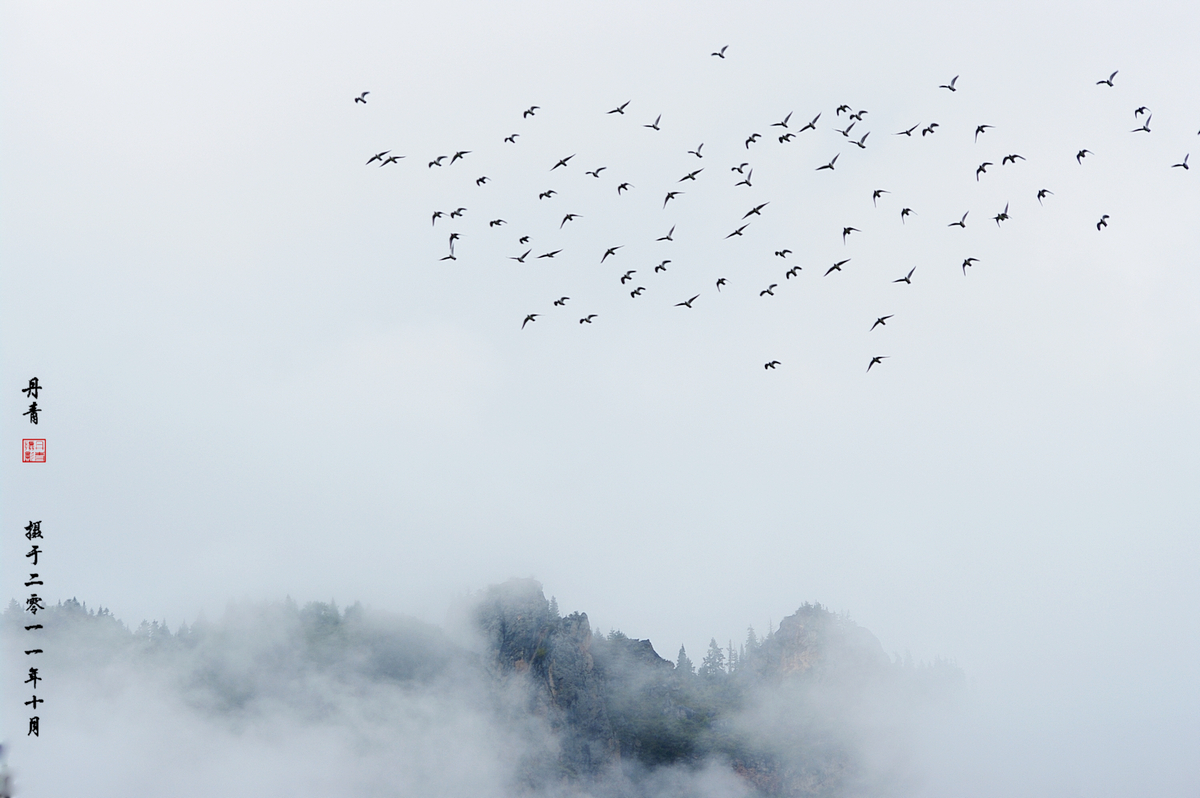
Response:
3,0,1199,794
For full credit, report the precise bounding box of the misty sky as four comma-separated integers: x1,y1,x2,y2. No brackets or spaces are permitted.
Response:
3,0,1199,794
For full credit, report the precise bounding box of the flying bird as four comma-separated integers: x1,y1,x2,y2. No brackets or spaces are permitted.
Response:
1037,189,1054,204
631,286,645,297
522,314,538,329
519,236,530,244
1097,70,1118,87
601,246,622,262
476,176,489,185
867,356,888,372
524,106,539,118
735,169,753,187
852,132,870,149
676,295,700,308
366,150,391,165
850,109,869,121
744,203,769,218
450,150,470,164
837,121,857,137
894,267,915,284
538,190,557,199
538,250,562,259
380,155,403,166
510,250,531,263
760,284,777,296
504,134,518,144
745,133,761,148
764,361,780,370
772,112,792,128
976,162,993,180
993,203,1010,226
579,315,597,324
1002,154,1026,165
900,207,914,222
895,124,919,136
1172,154,1190,170
870,315,893,331
561,214,582,228
825,259,849,276
663,191,683,207
1134,106,1150,117
785,266,801,279
450,208,466,218
816,154,839,171
551,154,575,170
939,75,959,91
688,143,704,158
645,114,662,130
732,163,749,173
1131,115,1151,133
586,167,607,177
553,297,569,306
836,105,851,116
949,211,968,228
679,169,703,181
1097,214,1109,230
774,249,792,258
726,224,749,238
354,91,369,104
428,155,447,168
712,45,728,58
716,278,727,291
974,124,993,142
431,211,444,226
798,113,821,132
657,226,675,241
489,219,506,227
655,260,671,272
842,226,860,244
1077,149,1092,163
922,123,939,136
617,182,633,194
962,257,979,274
620,271,636,284
607,101,630,115
779,132,796,143
873,189,889,206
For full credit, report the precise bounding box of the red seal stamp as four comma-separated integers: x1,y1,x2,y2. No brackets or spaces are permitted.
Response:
22,439,46,463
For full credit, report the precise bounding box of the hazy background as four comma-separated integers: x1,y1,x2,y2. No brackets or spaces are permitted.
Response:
3,0,1199,794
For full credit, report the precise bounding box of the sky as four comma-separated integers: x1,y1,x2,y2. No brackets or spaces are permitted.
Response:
3,0,1200,793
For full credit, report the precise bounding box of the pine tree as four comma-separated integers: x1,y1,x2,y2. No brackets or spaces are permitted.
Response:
699,638,726,677
549,596,559,618
675,645,695,676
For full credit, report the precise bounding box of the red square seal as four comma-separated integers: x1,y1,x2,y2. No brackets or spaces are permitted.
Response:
22,439,46,463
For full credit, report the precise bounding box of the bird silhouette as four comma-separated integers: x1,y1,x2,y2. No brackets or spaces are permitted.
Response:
688,143,704,158
1172,154,1190,170
825,259,849,276
743,203,769,219
976,162,993,180
489,219,506,227
735,169,753,187
1097,70,1118,87
772,112,792,129
645,114,662,131
993,203,1009,227
551,154,575,170
894,267,915,284
607,101,630,115
1037,189,1053,204
852,132,870,149
579,315,597,324
538,250,562,259
620,271,636,284
760,284,777,296
553,297,569,306
1002,154,1025,165
504,134,518,144
510,250,531,263
1134,106,1150,117
939,75,959,91
664,191,683,207
712,45,728,58
732,163,749,173
974,124,993,142
427,156,447,168
716,278,727,291
354,91,369,104
745,133,761,148
922,123,939,136
873,189,889,206
586,167,607,178
764,361,780,370
450,150,470,164
476,176,489,185
798,113,821,132
836,105,851,116
775,249,792,258
657,226,675,241
1131,115,1151,133
867,356,888,372
870,315,893,331
1077,149,1092,163
949,211,968,228
522,314,538,329
895,124,919,136
842,227,860,244
850,109,869,121
366,150,390,165
1097,214,1109,230
601,246,622,262
524,106,539,118
726,224,749,239
450,208,466,218
431,211,444,226
560,214,581,228
631,286,646,297
779,132,796,143
676,295,700,308
962,257,979,274
617,182,633,194
679,169,703,181
380,155,403,166
816,154,839,171
539,190,557,200
785,266,801,279
655,260,671,272
519,236,530,244
900,208,914,223
837,121,857,137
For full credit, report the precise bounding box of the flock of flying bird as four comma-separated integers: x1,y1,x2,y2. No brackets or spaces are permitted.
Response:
355,56,1192,374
